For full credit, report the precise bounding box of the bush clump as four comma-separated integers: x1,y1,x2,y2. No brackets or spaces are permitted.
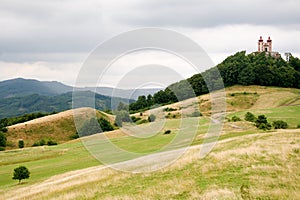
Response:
164,130,171,134
231,115,241,122
163,107,177,112
136,119,148,125
0,131,6,148
244,112,256,122
255,115,271,130
148,114,156,122
272,120,288,129
191,111,202,117
18,140,24,148
70,132,79,139
131,116,141,123
114,111,131,127
47,140,58,146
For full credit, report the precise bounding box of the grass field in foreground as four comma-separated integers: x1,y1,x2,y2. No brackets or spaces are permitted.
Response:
0,141,99,189
1,130,299,200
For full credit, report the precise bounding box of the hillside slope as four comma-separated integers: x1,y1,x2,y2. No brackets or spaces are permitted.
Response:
6,107,115,148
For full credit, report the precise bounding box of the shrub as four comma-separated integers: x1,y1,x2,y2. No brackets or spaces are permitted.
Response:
32,142,40,147
0,126,7,133
18,140,24,148
272,120,288,129
70,132,79,139
47,140,57,146
255,115,271,130
163,107,177,112
115,111,131,127
191,111,202,117
136,119,148,125
12,166,30,184
0,131,7,147
131,116,141,123
231,115,241,122
98,118,114,132
148,114,156,122
297,124,300,128
39,139,46,146
164,130,171,134
258,123,272,130
244,112,256,122
0,147,5,151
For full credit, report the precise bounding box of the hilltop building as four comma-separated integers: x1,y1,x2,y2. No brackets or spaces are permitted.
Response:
254,36,281,58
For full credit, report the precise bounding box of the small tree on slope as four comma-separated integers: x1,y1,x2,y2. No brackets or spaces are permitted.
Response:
12,166,30,184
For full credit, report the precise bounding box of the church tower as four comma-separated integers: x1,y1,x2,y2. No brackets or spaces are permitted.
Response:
258,36,264,52
255,36,280,58
266,36,272,52
258,36,272,52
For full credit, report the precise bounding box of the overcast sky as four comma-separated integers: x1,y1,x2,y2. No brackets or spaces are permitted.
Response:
0,0,299,88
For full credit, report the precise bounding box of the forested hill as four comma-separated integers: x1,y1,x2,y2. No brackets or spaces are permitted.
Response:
129,52,300,112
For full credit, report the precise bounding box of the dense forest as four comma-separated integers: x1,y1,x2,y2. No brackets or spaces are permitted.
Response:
129,52,300,112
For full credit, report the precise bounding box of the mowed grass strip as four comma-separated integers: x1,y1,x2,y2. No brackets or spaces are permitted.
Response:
0,141,99,189
228,105,300,128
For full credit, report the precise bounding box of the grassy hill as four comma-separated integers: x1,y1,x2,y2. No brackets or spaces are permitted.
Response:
0,85,299,199
5,108,115,149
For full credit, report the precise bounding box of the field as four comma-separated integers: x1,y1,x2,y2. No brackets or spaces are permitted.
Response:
1,130,299,199
0,86,299,199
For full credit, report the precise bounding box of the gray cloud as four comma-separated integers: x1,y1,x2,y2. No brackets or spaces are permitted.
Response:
0,0,106,55
114,0,300,28
0,0,299,86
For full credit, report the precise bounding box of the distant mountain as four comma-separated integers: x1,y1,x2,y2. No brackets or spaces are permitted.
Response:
0,78,161,100
0,78,73,98
0,78,160,118
0,91,133,118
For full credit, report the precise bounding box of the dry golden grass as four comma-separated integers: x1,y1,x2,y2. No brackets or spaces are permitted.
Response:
6,108,114,148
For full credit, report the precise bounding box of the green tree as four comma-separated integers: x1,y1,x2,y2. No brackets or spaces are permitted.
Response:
272,120,288,129
244,112,256,122
79,118,101,136
98,118,114,132
117,102,128,111
114,111,131,127
0,131,6,147
18,140,24,148
148,114,156,122
231,116,241,122
12,166,30,184
255,115,271,130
